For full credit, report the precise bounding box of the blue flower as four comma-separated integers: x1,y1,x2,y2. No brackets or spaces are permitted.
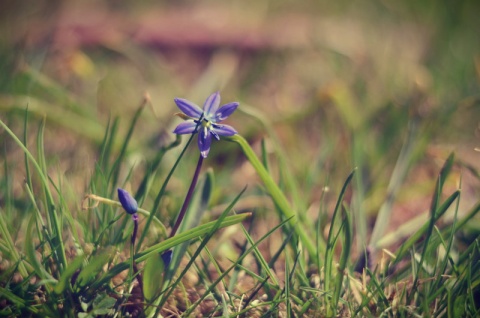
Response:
117,188,138,214
173,92,239,158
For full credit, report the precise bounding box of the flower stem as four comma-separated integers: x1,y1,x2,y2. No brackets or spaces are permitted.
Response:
169,154,204,238
132,213,139,246
129,213,144,302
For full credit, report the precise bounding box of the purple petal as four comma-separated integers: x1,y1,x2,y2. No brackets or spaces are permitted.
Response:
211,129,220,140
118,188,138,214
203,92,221,117
198,127,212,158
211,124,237,136
173,120,198,135
214,102,239,122
174,98,203,118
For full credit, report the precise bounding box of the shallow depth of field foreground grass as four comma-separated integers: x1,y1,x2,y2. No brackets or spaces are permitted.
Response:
1,1,480,317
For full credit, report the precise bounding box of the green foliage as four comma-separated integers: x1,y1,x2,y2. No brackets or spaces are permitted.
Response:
77,292,116,318
142,252,166,303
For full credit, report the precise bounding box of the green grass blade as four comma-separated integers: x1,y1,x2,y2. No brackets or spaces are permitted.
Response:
392,153,458,265
369,119,420,246
240,224,280,287
97,116,113,172
90,213,251,290
101,116,119,173
109,96,147,194
25,215,53,282
324,169,355,295
331,203,352,316
260,138,269,170
429,185,461,301
23,107,33,191
227,134,318,260
285,254,291,318
352,131,367,252
134,134,181,204
36,117,55,237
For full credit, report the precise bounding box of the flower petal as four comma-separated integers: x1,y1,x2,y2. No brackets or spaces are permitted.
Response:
211,129,220,140
203,92,221,118
211,124,237,136
173,120,198,135
118,188,138,214
198,127,212,158
214,102,239,122
174,98,203,118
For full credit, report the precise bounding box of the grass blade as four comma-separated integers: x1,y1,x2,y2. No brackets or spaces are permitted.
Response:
109,95,148,195
393,154,458,264
324,169,355,294
25,215,53,282
369,118,420,246
331,203,352,316
227,134,318,260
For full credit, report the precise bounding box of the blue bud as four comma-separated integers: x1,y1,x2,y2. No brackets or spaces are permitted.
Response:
117,188,138,214
161,249,173,268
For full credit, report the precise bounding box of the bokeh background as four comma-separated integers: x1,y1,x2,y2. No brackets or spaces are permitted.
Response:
1,0,480,239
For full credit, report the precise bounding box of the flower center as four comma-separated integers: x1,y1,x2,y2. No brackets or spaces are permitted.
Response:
201,117,212,129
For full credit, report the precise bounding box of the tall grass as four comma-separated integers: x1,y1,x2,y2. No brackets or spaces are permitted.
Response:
1,103,479,316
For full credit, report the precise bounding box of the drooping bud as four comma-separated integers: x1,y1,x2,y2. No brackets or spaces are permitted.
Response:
117,188,138,214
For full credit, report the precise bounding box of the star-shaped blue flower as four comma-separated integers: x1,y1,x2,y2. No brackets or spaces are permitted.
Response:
173,92,239,158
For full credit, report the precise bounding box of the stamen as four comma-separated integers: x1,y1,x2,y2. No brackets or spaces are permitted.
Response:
203,127,208,139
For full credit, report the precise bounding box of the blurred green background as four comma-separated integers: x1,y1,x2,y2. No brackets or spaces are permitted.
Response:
1,0,479,232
